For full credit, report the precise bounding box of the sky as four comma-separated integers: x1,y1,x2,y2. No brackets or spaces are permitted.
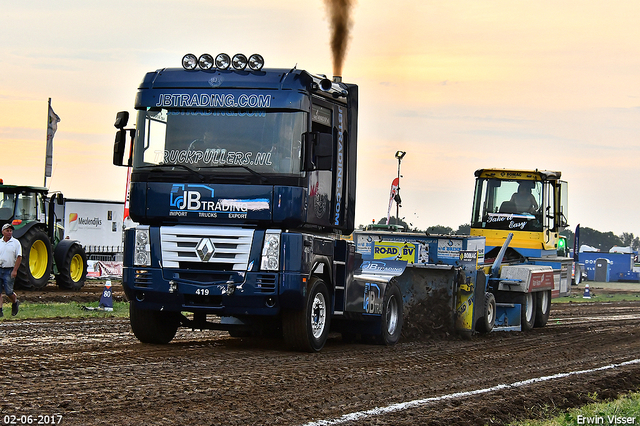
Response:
1,1,639,236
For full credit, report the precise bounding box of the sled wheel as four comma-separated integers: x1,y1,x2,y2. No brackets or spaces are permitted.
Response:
476,292,496,333
56,244,87,290
283,276,330,352
521,292,537,331
373,280,403,345
534,290,551,328
129,303,180,344
17,228,52,290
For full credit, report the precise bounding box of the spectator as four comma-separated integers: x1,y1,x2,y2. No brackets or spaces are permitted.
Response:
0,223,22,316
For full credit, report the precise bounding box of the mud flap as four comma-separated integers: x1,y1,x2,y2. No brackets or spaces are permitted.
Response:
494,303,522,331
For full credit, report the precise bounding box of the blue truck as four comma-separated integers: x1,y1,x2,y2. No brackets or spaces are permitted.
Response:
112,53,403,352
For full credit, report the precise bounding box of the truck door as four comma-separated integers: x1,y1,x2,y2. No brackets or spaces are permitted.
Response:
543,181,556,234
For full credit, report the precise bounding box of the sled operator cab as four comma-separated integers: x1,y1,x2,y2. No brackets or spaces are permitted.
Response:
470,169,569,259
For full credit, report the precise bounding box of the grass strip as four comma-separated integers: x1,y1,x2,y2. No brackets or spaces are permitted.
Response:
553,292,640,303
512,391,640,425
0,301,129,320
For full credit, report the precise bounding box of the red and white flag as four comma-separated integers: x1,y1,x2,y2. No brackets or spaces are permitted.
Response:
386,177,399,225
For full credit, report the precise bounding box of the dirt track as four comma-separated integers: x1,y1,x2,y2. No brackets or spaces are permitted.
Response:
1,284,640,425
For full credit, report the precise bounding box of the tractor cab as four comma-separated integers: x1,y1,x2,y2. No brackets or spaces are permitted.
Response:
0,184,48,229
0,179,87,290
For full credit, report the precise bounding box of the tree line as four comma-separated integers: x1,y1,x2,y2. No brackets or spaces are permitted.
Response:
363,217,638,253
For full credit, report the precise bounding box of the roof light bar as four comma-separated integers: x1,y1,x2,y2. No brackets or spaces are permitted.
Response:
181,53,265,71
198,54,214,70
248,54,264,71
182,53,198,70
232,54,248,70
215,53,231,70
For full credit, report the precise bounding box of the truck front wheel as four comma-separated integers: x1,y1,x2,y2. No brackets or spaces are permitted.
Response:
17,228,53,290
373,280,403,345
521,292,537,331
129,304,181,344
283,277,330,352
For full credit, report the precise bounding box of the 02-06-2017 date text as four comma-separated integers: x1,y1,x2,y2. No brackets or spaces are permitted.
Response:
2,415,63,425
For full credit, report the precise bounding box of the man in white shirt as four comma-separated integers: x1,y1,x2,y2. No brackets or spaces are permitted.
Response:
0,223,22,316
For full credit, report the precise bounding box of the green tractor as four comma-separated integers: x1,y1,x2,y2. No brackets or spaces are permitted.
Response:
0,180,87,290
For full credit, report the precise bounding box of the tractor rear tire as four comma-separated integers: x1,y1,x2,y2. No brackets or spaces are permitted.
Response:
373,280,403,345
55,243,87,290
129,304,181,344
16,228,53,290
476,292,496,333
534,290,551,327
283,276,330,352
521,292,537,331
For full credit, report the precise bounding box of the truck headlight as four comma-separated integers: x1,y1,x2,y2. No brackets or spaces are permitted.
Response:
134,227,151,266
260,230,281,271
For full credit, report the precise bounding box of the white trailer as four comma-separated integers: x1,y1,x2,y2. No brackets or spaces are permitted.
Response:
54,199,125,258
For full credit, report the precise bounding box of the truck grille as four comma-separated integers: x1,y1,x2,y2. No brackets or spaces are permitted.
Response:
160,226,254,271
256,274,277,293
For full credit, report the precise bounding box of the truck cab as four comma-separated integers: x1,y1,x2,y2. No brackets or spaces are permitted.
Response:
114,54,402,351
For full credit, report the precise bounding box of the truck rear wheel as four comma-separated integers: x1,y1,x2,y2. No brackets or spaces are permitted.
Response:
534,290,551,327
129,304,181,344
373,280,403,345
55,243,87,290
283,276,330,352
521,292,537,331
17,228,53,290
476,292,496,333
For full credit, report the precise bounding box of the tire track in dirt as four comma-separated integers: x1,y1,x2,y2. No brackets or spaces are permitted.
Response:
0,302,639,425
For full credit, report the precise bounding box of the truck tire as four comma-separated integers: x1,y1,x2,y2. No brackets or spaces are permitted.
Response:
521,292,537,331
16,228,53,290
55,243,87,290
534,290,551,327
129,304,180,344
283,276,330,352
373,280,403,345
476,292,496,333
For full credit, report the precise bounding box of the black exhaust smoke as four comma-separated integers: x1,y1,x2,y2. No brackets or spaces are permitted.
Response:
324,0,355,80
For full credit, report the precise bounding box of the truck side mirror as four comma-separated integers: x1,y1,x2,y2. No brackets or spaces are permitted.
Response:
315,133,334,170
56,193,64,205
113,129,127,166
302,132,334,171
114,111,129,129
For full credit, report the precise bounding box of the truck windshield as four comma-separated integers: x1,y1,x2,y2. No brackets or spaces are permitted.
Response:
471,178,543,232
132,108,306,176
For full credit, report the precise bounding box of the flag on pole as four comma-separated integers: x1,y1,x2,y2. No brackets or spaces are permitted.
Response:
45,101,60,178
386,177,399,225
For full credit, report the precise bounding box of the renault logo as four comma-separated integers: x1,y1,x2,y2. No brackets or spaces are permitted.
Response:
196,238,216,262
